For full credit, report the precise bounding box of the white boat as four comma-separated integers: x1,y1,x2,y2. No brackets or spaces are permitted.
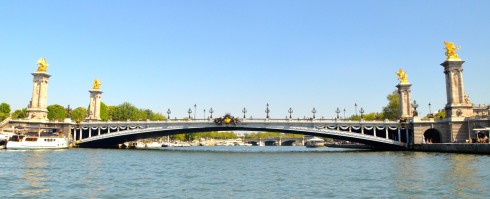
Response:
6,127,70,150
305,137,325,148
161,142,191,147
234,142,253,146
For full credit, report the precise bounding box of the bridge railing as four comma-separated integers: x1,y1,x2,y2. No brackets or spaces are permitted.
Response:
80,118,399,125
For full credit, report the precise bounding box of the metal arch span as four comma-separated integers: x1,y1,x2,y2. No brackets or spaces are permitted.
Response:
75,120,407,149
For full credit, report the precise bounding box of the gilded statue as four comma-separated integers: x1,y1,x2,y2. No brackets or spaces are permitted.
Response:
444,41,460,60
93,79,102,90
396,68,409,84
36,57,48,72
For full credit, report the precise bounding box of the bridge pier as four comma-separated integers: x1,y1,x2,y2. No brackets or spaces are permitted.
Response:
397,128,400,142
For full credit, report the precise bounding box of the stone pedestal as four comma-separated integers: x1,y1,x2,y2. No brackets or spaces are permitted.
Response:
441,60,473,119
86,89,103,121
397,83,412,119
26,72,51,122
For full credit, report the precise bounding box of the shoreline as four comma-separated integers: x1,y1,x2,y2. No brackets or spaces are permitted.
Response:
410,143,490,155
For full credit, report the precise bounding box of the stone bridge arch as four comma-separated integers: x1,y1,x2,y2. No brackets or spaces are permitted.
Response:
76,126,405,150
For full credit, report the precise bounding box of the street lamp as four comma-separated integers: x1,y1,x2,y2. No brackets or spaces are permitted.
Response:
188,108,192,119
288,107,293,119
336,108,340,119
194,104,197,119
209,108,214,118
242,107,247,118
343,108,346,119
312,108,317,119
428,102,432,114
355,103,358,117
265,103,270,119
203,109,206,119
167,108,171,120
360,107,364,120
413,100,419,116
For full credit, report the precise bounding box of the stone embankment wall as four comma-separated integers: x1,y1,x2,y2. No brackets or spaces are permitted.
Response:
412,144,490,155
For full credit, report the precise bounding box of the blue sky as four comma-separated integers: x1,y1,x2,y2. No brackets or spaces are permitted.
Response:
1,0,489,119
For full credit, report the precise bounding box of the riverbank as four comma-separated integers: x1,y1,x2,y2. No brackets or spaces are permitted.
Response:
411,143,490,155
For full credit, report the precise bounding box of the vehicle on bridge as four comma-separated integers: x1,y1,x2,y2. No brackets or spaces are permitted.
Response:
6,127,70,150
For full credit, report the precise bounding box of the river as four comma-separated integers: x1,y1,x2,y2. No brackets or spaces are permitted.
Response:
0,147,489,198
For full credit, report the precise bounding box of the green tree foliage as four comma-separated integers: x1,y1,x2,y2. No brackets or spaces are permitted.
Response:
107,106,117,121
12,108,27,119
47,104,66,121
71,107,88,122
152,113,166,121
434,110,446,120
100,102,109,121
108,102,166,121
0,102,11,121
382,90,400,120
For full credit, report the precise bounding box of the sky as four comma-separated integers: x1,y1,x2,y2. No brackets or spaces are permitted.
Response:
1,0,489,119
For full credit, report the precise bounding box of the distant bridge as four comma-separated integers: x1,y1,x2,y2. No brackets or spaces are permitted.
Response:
73,118,409,149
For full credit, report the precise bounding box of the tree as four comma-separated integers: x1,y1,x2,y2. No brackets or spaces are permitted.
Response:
12,108,27,119
47,104,66,121
100,102,109,121
152,113,166,121
382,90,400,120
0,103,11,114
110,102,137,121
0,102,11,121
434,110,446,120
71,107,88,122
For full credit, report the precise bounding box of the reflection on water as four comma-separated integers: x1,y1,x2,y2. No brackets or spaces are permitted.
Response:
445,154,484,197
1,147,489,198
20,151,50,196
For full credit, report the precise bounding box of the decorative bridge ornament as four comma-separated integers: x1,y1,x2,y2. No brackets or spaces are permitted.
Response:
72,118,408,150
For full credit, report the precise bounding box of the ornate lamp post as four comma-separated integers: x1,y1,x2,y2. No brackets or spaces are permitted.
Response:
360,107,364,120
343,108,346,119
265,103,270,119
209,108,214,118
242,107,247,118
188,108,192,119
428,102,432,114
355,103,358,117
413,100,419,117
288,107,293,119
194,104,196,119
335,107,341,119
203,109,206,119
312,108,317,119
167,108,171,120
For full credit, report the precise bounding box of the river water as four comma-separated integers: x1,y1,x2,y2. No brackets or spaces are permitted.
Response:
1,147,489,198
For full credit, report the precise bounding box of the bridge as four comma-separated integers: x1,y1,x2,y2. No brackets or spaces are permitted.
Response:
73,118,408,149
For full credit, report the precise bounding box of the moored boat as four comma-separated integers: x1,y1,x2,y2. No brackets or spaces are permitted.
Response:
6,127,70,150
305,137,325,148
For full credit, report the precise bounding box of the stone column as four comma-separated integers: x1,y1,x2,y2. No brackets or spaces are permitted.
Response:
26,71,51,122
396,83,412,119
441,60,473,119
86,89,103,121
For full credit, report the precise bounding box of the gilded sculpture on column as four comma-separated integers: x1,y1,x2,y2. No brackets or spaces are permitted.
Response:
93,79,102,90
396,68,409,84
444,41,460,60
36,57,49,72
